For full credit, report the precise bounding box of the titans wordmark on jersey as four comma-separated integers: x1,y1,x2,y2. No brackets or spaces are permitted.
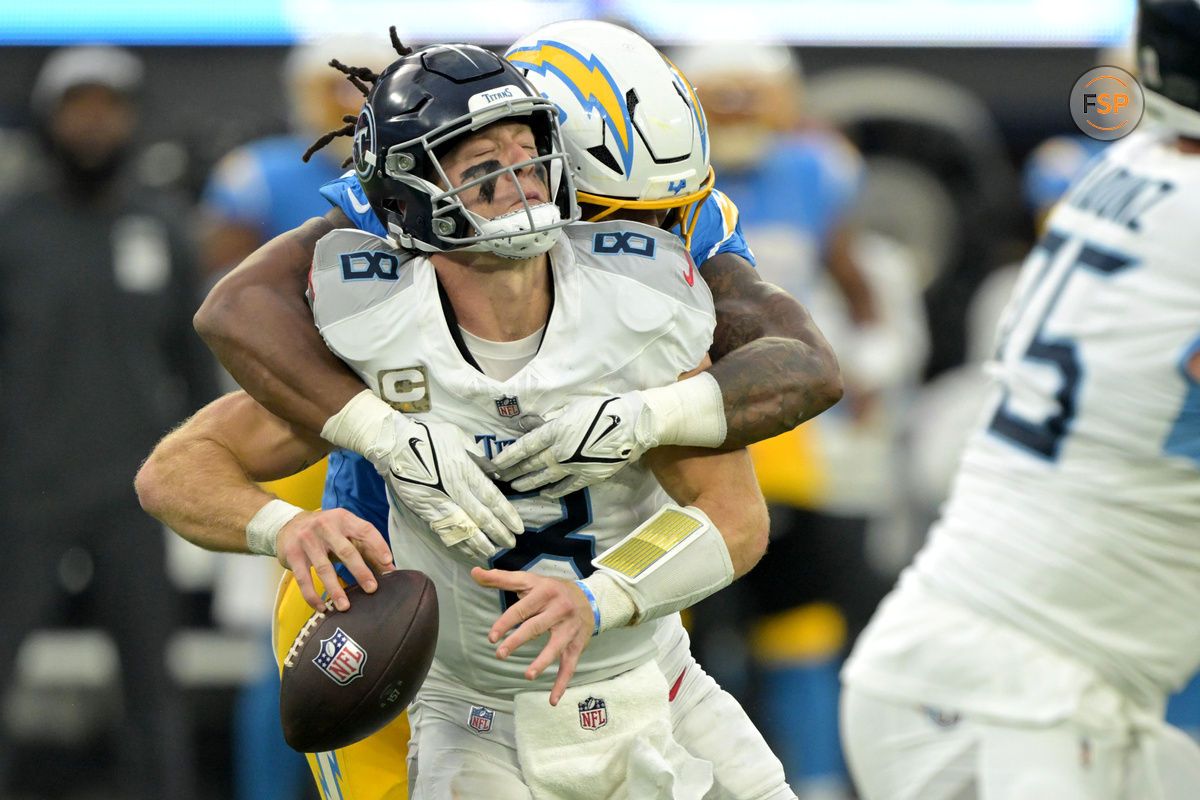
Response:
308,220,715,697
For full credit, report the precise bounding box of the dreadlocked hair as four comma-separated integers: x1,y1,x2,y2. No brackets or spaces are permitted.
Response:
301,26,414,165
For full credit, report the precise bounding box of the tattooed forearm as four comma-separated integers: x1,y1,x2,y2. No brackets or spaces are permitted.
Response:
706,336,840,448
699,252,843,449
195,207,366,435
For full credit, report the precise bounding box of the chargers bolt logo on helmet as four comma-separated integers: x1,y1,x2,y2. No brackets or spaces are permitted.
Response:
506,41,635,177
504,20,714,246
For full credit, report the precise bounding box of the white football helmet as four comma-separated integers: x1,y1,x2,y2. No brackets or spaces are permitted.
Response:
506,20,713,246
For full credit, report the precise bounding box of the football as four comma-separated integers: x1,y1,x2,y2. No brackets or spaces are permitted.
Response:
279,569,439,753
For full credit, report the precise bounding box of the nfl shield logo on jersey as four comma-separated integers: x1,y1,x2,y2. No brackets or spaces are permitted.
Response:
578,696,608,731
312,627,367,685
469,705,495,733
495,395,521,418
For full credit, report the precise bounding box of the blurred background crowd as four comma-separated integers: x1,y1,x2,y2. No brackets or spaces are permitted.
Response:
0,1,1181,798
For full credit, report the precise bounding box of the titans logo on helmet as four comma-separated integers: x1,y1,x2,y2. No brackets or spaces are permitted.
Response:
353,105,376,181
505,40,634,177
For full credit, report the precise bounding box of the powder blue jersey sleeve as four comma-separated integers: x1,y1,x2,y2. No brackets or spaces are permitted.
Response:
322,450,390,585
682,189,756,267
321,172,387,237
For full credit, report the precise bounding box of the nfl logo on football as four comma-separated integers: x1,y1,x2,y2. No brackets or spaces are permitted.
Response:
469,705,495,733
495,395,520,418
312,627,368,685
578,696,608,731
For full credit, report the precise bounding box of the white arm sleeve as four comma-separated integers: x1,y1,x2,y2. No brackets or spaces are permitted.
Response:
584,504,735,629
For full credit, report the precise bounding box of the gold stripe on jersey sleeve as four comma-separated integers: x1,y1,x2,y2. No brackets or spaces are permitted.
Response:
595,508,704,578
712,189,740,238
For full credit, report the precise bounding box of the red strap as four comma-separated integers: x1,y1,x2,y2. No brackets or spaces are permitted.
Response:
668,668,686,702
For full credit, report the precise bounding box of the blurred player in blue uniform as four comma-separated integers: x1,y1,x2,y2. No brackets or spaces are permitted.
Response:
200,36,394,286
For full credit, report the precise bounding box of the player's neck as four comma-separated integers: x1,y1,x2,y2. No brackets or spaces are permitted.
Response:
432,251,552,342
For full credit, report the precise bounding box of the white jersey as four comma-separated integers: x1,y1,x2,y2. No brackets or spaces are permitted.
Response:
846,130,1200,715
309,220,715,698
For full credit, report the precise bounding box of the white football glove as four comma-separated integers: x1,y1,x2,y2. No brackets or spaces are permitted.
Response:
493,393,653,498
492,373,728,498
323,391,523,564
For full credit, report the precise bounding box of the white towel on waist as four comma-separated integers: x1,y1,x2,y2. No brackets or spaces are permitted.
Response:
513,660,713,799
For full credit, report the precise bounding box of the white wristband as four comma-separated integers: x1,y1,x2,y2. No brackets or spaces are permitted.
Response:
639,371,727,448
246,499,304,557
580,572,637,634
320,389,396,459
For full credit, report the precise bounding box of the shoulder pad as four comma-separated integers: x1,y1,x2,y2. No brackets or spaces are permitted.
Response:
564,220,708,309
309,229,420,330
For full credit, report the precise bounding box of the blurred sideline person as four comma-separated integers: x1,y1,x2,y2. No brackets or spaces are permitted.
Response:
195,35,395,800
141,40,801,799
177,20,839,799
0,46,215,799
671,40,927,799
840,3,1200,797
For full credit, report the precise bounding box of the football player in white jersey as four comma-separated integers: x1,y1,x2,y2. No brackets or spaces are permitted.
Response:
140,40,799,800
839,3,1200,798
192,22,842,555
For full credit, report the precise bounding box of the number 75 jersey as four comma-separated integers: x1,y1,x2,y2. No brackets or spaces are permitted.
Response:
307,220,715,696
916,129,1200,707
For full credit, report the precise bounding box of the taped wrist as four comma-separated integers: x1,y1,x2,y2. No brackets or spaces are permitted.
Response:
246,499,304,557
591,504,734,624
638,372,727,448
320,389,397,462
578,572,636,635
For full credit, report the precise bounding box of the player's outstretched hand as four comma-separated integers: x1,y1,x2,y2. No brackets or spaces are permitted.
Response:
381,416,524,564
471,567,593,706
276,508,396,612
491,393,655,498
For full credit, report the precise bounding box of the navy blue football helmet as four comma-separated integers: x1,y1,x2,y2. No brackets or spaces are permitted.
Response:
1138,0,1200,137
352,44,578,258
